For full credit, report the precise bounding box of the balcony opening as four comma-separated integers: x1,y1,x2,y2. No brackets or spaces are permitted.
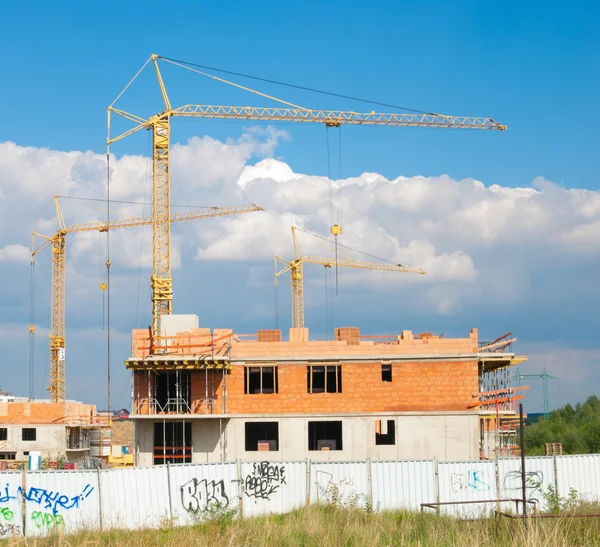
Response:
244,366,278,394
308,421,342,451
245,422,279,451
155,371,191,412
153,421,192,465
375,420,396,445
307,365,342,394
381,364,392,382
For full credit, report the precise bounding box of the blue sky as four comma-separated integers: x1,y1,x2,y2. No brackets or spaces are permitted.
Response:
0,1,599,412
2,1,599,186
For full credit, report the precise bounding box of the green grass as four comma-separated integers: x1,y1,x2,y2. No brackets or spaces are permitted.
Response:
6,505,600,546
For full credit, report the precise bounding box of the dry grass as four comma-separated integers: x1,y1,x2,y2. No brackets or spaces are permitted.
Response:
6,505,600,547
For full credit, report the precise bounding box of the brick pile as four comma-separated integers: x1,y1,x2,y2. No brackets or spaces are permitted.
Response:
335,327,360,345
257,330,282,343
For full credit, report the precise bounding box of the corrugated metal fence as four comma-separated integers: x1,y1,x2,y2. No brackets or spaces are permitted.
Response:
1,454,599,537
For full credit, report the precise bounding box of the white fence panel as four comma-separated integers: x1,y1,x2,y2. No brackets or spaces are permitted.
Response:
0,472,23,538
24,470,99,536
556,454,600,503
242,460,306,516
372,460,436,511
100,466,170,529
310,461,369,506
169,462,239,526
498,456,554,512
438,460,496,517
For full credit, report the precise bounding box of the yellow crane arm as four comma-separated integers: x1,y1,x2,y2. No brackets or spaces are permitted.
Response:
301,256,426,274
108,105,506,144
64,203,264,234
171,105,505,130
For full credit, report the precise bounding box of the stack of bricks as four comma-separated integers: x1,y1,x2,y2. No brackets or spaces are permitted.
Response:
131,329,151,359
257,330,282,343
335,327,361,345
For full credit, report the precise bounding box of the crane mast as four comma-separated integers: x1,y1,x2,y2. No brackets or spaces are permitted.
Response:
32,198,263,402
108,54,506,346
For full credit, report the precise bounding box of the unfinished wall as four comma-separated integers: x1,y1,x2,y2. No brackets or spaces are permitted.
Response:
228,361,478,414
132,413,479,466
0,424,67,460
130,327,478,360
0,402,98,425
133,360,478,416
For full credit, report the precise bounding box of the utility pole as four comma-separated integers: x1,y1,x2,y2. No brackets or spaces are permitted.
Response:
512,367,559,420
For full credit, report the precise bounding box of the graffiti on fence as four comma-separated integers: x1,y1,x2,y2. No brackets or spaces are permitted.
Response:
315,471,357,504
23,484,94,515
181,478,230,513
502,469,544,505
244,462,286,500
0,523,19,536
31,511,64,531
0,485,14,504
0,482,94,515
0,507,13,521
450,470,491,492
0,505,18,537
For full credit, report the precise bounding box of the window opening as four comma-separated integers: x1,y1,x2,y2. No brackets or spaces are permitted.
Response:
381,364,392,382
245,422,279,451
22,428,36,441
308,421,342,450
0,428,6,441
244,366,278,394
0,453,15,460
375,420,396,445
307,365,342,393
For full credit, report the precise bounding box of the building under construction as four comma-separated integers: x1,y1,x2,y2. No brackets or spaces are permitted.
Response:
127,316,526,466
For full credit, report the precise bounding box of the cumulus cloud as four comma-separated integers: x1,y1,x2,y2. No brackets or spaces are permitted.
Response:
2,136,600,313
0,244,30,263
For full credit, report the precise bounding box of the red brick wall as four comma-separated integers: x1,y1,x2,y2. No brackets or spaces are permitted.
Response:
226,361,478,413
133,360,478,415
0,402,97,425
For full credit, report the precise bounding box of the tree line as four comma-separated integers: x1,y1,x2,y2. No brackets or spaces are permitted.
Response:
525,395,600,455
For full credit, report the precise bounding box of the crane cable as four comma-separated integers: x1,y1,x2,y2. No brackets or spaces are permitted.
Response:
158,56,440,116
273,262,279,331
29,254,35,401
325,127,343,296
106,146,112,422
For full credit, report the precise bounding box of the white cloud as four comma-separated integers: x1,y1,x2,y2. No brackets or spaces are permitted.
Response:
2,137,600,315
0,244,30,263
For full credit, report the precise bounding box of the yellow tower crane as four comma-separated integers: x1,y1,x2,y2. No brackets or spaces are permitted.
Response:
108,54,506,347
31,196,263,402
274,226,426,329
